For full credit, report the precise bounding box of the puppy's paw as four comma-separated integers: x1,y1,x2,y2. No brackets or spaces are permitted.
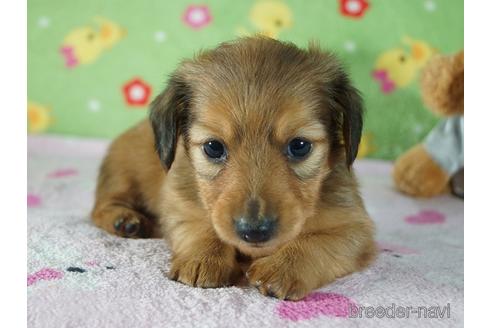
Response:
112,211,153,238
247,256,311,301
170,254,242,288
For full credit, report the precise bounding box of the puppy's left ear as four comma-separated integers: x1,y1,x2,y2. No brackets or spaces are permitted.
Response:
333,76,364,167
149,75,191,169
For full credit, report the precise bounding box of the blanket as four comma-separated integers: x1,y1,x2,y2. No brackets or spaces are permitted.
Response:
27,135,463,327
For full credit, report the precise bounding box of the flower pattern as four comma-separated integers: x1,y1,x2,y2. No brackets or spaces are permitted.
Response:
183,5,212,29
122,78,152,106
339,0,370,18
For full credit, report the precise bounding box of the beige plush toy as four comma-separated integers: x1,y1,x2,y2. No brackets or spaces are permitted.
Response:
393,50,464,198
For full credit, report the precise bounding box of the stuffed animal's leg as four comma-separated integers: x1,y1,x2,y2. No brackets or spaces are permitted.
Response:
393,144,450,197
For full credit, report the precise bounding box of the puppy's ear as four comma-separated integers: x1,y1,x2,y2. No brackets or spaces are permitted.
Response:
309,46,364,167
149,76,191,169
340,84,363,167
331,75,364,167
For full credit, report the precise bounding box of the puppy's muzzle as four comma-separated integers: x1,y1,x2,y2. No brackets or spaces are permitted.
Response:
234,216,277,244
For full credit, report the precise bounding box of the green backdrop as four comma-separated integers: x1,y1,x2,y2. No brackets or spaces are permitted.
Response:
27,0,463,160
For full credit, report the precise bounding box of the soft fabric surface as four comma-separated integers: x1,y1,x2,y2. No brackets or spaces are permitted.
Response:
27,135,463,327
27,0,464,160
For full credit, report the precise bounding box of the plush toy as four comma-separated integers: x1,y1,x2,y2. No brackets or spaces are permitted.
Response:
393,50,464,198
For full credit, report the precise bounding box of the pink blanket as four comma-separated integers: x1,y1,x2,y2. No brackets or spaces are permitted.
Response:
27,135,463,327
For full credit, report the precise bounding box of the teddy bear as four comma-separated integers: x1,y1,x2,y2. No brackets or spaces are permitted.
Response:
393,50,464,198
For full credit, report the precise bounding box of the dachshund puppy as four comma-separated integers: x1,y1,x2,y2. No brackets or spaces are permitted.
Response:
91,37,376,300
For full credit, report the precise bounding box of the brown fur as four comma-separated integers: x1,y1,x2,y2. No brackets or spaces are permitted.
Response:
420,50,464,117
393,50,463,198
91,37,376,300
392,144,450,197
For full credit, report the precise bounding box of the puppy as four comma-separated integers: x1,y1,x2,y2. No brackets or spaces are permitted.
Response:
91,37,376,300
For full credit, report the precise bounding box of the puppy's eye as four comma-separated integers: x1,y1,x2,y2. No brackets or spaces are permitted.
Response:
287,138,312,160
203,140,227,161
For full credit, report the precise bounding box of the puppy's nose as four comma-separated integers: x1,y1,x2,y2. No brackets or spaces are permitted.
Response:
234,217,276,243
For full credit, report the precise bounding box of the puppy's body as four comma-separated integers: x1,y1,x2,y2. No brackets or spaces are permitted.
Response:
92,37,376,300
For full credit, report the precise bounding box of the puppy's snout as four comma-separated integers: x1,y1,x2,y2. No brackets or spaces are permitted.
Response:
234,216,277,243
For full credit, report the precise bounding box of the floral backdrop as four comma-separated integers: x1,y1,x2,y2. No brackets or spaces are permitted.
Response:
27,0,463,160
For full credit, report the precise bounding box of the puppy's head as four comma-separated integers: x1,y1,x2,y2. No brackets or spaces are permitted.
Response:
150,37,363,256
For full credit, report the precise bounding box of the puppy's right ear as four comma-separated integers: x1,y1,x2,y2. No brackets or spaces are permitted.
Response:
149,76,191,169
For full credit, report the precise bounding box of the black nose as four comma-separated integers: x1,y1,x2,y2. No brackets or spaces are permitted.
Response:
234,217,276,243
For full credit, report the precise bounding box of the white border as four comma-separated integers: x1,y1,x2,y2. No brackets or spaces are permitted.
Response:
0,0,27,326
465,0,492,326
10,1,486,326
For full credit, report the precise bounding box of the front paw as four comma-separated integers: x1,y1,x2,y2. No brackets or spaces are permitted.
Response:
113,214,150,238
247,256,311,300
170,254,241,288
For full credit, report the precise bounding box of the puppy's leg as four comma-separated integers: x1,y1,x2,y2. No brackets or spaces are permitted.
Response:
169,222,242,288
91,121,162,238
92,199,154,238
247,220,376,300
91,167,155,238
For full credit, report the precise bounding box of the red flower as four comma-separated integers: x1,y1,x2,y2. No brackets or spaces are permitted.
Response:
340,0,370,18
122,78,152,106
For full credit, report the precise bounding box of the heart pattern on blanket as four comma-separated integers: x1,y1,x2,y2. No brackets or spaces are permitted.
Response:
405,210,446,224
276,292,357,321
28,261,117,287
47,168,79,178
27,194,42,207
27,268,64,286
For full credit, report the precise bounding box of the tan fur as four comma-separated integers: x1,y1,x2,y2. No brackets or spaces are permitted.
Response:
91,120,165,238
393,144,450,197
420,50,464,117
393,50,463,198
91,37,376,300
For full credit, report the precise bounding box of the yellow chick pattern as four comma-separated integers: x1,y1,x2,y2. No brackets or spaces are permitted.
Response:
357,133,376,159
28,101,52,133
60,17,126,68
373,37,436,93
237,0,293,39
